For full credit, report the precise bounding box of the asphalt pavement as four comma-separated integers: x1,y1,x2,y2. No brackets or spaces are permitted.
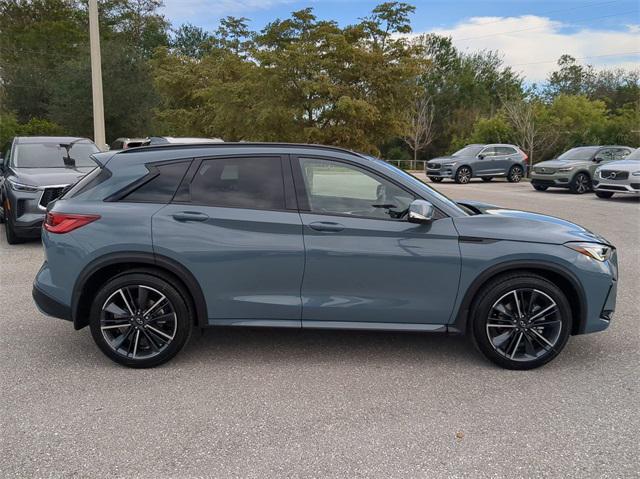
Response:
1,178,638,478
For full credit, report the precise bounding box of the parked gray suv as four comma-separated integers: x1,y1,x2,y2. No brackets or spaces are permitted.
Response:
0,136,99,243
32,143,617,370
426,144,528,184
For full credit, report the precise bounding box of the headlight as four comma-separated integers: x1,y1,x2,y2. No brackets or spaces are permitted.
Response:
557,166,574,172
443,162,457,167
632,171,640,177
565,242,613,262
7,179,40,192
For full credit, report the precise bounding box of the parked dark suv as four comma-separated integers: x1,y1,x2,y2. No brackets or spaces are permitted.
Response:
32,143,617,370
0,136,99,243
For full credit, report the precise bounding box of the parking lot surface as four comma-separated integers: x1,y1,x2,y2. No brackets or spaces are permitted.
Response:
1,178,638,478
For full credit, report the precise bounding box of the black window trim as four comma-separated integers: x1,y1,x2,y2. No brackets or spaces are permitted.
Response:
171,153,297,213
105,158,193,203
290,153,447,222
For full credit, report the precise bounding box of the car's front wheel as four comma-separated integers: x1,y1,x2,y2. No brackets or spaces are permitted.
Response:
90,271,193,368
454,166,472,184
569,172,591,194
471,273,571,370
595,191,614,199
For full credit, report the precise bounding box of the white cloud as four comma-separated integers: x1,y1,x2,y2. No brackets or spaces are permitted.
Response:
421,15,640,82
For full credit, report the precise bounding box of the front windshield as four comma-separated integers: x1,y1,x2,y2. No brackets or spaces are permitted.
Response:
625,148,640,161
452,145,483,157
14,141,99,168
557,147,600,161
366,155,468,216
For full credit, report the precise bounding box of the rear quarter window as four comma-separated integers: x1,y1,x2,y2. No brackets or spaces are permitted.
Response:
123,161,191,203
61,166,110,199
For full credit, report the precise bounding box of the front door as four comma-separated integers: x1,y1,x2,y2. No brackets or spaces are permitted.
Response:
152,155,305,326
476,147,497,175
292,156,461,327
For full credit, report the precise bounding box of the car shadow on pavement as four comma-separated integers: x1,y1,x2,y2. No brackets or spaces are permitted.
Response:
176,327,483,368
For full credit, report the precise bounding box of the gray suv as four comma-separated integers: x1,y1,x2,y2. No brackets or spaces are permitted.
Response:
0,136,99,244
426,144,528,184
32,142,616,370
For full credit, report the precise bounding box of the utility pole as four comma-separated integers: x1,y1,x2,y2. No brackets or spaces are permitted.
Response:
88,0,106,150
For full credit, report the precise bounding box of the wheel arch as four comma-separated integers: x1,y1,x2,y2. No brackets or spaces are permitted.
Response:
456,164,473,177
72,252,208,330
450,260,587,336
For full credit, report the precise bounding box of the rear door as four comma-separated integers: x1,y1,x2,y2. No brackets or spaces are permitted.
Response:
494,146,519,174
152,155,305,327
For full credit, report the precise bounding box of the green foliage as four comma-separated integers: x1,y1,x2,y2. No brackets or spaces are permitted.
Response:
0,113,64,147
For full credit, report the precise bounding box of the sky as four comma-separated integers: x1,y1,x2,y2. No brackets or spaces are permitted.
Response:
161,0,640,82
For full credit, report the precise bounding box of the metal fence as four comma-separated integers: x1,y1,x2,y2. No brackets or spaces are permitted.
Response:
384,159,428,171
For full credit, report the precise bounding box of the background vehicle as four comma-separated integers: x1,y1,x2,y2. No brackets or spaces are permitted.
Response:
0,136,98,244
425,144,528,184
146,136,223,145
33,143,616,370
592,148,640,198
110,137,149,150
530,145,633,194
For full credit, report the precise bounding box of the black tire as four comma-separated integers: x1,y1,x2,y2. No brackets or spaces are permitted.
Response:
569,172,591,194
429,176,443,183
471,273,572,370
507,165,524,183
532,183,548,191
454,166,472,184
595,191,614,199
4,210,23,245
481,177,493,182
89,270,193,368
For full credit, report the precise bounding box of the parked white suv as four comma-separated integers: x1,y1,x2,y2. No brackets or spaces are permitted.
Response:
593,148,640,198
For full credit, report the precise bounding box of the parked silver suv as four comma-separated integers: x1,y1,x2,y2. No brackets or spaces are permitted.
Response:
593,148,640,198
426,144,528,184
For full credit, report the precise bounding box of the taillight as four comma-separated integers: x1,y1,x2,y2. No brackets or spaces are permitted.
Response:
44,212,100,234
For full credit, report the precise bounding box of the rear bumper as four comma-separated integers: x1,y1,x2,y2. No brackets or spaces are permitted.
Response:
32,284,72,322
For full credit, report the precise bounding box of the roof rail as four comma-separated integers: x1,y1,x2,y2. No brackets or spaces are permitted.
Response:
115,141,366,158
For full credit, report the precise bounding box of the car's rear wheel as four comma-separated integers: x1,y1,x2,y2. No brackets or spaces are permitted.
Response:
569,172,591,194
455,166,472,184
90,272,193,368
429,176,443,183
595,191,614,199
532,183,548,191
481,177,493,182
507,165,524,183
471,273,571,370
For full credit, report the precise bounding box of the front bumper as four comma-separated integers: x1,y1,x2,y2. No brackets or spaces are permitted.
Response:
426,167,455,178
593,180,640,195
530,173,571,187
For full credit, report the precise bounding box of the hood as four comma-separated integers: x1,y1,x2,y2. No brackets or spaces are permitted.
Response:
534,159,589,168
597,159,640,171
453,202,611,246
11,166,95,188
428,156,460,163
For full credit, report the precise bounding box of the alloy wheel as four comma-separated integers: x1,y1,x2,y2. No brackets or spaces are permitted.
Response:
509,166,523,182
100,285,177,360
485,288,562,362
457,167,471,184
575,174,589,194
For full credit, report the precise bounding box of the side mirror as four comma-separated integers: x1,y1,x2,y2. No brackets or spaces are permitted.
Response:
478,154,485,160
408,200,435,224
593,156,607,163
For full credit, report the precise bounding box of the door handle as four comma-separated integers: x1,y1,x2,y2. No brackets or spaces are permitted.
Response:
309,221,344,232
172,211,209,222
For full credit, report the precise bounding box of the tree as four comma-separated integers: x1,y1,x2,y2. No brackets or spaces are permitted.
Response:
402,88,435,167
171,23,211,59
502,97,553,165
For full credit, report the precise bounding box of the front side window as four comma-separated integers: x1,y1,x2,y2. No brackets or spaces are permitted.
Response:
189,157,285,210
14,141,99,168
480,147,497,157
298,157,414,220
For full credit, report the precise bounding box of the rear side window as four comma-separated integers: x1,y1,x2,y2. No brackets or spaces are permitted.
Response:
62,166,110,199
189,157,284,210
124,161,190,203
496,147,517,155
